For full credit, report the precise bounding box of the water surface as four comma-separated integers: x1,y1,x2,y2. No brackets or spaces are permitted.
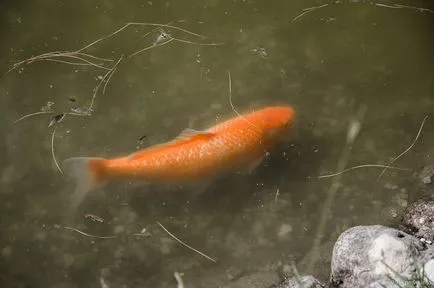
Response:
1,0,434,287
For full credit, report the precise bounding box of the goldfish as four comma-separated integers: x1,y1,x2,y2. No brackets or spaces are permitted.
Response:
62,105,296,213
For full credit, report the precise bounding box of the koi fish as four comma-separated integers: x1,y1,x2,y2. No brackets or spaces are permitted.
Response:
62,105,296,213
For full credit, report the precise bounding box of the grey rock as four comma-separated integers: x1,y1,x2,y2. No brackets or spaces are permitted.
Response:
270,275,325,288
402,200,434,241
331,225,426,288
424,259,434,283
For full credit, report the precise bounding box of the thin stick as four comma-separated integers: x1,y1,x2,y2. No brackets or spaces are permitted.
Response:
227,71,260,130
6,20,220,75
375,3,433,12
13,111,54,124
156,221,217,263
172,38,224,46
274,188,280,204
77,21,210,54
7,51,112,75
127,22,209,39
393,4,433,13
378,115,428,179
307,105,366,272
374,3,402,9
102,56,123,95
128,37,175,58
318,164,411,179
51,127,63,174
292,4,328,22
44,59,97,66
174,272,185,288
88,56,123,111
43,53,111,70
64,226,117,239
74,52,113,62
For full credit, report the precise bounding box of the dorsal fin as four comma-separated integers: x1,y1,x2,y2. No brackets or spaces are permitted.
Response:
175,128,214,141
127,128,215,160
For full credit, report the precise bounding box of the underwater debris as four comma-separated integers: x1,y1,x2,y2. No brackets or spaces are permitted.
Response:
48,113,65,127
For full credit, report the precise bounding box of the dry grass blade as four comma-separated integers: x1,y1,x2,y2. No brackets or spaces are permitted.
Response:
64,226,117,239
88,56,123,111
102,56,123,95
7,51,112,75
13,111,55,124
378,115,428,179
227,71,260,130
44,53,111,70
318,164,411,179
172,37,224,46
375,3,433,12
156,221,217,263
307,105,366,272
44,59,97,66
6,20,221,75
292,4,328,22
274,188,280,204
174,272,185,288
128,21,209,39
51,126,63,174
77,20,210,54
128,37,175,58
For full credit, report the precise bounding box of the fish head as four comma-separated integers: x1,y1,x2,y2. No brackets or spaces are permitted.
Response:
261,106,296,136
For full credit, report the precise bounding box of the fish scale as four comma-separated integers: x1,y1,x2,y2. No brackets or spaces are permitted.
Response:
62,105,296,212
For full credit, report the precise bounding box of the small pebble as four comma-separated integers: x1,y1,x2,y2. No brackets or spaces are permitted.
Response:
114,225,125,234
1,246,12,258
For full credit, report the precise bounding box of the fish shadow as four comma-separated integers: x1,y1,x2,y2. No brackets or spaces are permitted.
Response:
127,125,334,219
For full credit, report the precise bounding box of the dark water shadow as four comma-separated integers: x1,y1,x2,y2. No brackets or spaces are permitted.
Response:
125,125,334,221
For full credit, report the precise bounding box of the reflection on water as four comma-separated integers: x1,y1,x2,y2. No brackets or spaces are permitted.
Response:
1,0,434,287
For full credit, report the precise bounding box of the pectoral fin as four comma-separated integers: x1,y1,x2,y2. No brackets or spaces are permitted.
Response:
239,154,266,174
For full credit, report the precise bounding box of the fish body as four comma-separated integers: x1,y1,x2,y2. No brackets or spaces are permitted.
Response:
62,105,296,212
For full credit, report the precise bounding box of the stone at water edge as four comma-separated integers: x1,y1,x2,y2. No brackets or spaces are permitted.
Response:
402,200,434,242
270,275,325,288
331,225,431,288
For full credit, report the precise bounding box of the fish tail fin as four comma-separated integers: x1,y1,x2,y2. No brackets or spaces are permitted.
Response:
62,157,107,219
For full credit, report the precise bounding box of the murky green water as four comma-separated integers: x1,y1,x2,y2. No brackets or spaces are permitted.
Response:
1,0,434,287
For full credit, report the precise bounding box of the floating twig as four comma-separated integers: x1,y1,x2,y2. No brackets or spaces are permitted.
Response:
6,51,112,75
292,4,329,22
307,105,367,272
13,111,55,124
378,115,428,179
88,56,124,112
292,2,433,23
64,226,117,239
84,213,104,223
375,3,433,12
274,188,280,204
174,272,185,288
128,37,175,58
227,70,259,130
51,126,63,174
172,37,223,46
6,20,222,76
102,56,123,95
318,164,411,179
156,221,217,263
48,113,66,128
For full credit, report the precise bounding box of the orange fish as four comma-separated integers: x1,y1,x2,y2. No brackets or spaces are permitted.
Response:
62,105,296,212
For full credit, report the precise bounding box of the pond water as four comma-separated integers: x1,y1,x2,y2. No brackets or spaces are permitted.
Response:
1,0,434,287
